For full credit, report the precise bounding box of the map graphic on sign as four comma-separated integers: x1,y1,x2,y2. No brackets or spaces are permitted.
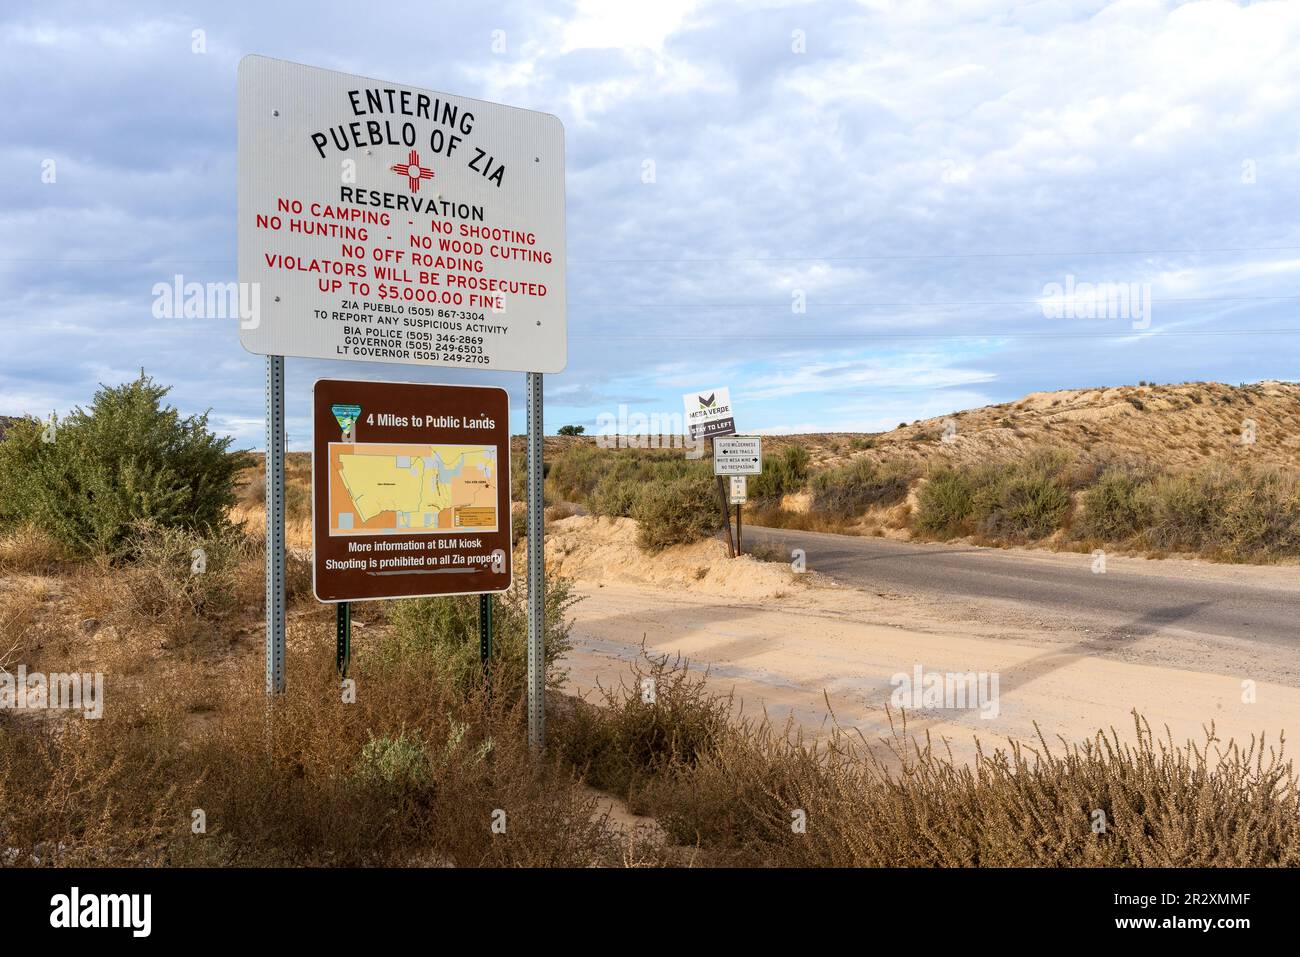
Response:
328,442,498,536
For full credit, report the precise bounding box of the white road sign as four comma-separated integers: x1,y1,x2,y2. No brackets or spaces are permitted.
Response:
237,55,566,373
682,386,736,441
713,435,762,475
728,475,747,504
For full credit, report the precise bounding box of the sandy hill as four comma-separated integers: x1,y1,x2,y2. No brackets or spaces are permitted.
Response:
226,380,1300,477
762,380,1300,473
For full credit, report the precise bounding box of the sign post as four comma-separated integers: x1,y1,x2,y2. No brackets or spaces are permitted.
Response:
526,372,545,748
265,355,286,694
238,56,566,748
478,593,493,669
713,437,761,560
336,601,351,676
684,389,738,559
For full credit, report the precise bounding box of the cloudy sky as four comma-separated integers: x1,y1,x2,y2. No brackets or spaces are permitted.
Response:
2,0,1298,447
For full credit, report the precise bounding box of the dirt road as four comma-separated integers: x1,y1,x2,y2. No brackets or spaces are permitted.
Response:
548,518,1300,765
746,525,1300,648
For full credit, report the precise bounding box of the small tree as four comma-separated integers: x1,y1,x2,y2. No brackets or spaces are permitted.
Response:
0,375,250,555
557,424,585,436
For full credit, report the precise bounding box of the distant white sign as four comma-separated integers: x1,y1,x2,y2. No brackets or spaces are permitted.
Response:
682,387,736,441
714,436,762,475
728,475,747,504
237,55,566,373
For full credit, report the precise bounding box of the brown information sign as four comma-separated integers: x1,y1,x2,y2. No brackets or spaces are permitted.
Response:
312,378,512,602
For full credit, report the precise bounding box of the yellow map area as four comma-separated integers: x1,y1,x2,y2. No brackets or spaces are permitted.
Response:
329,443,498,536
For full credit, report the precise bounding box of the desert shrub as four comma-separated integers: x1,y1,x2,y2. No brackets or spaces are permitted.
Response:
914,467,976,535
1074,468,1154,542
915,449,1072,542
1213,469,1300,561
0,523,72,575
95,520,254,647
0,375,249,555
748,445,810,503
552,654,1300,866
977,469,1071,540
544,443,607,502
589,474,640,517
382,570,578,696
355,732,432,792
552,648,731,807
0,634,630,867
546,444,711,513
1142,470,1223,552
631,476,721,552
1142,466,1300,561
811,457,916,516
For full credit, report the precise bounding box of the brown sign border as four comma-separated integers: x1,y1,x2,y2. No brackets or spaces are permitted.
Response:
311,377,512,602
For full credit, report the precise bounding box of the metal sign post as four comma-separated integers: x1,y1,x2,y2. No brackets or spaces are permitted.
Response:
336,601,351,676
526,372,546,748
265,355,286,694
711,437,735,559
479,594,493,668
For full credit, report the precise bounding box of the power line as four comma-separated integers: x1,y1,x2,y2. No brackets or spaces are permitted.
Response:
568,244,1300,264
572,294,1300,309
571,327,1300,342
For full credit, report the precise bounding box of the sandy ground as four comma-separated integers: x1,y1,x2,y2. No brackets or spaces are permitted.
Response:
547,517,1300,765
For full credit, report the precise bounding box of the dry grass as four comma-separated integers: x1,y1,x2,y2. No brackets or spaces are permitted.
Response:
1,572,1295,866
0,640,648,866
0,525,72,576
2,427,1295,866
552,651,1300,867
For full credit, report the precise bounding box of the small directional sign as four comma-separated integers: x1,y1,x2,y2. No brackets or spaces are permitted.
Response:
713,436,762,475
728,475,748,504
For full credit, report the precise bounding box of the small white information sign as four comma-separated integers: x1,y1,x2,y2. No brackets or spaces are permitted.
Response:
713,436,762,475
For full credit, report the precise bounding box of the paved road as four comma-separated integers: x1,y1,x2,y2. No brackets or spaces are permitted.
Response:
745,526,1300,647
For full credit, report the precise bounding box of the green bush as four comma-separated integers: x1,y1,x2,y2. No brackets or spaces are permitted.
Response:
589,474,640,517
1143,471,1221,552
545,444,710,508
810,457,915,516
1074,468,1154,542
355,732,431,792
631,476,721,552
0,375,248,555
978,470,1070,539
915,449,1072,542
1144,466,1300,561
748,445,810,503
553,648,730,804
382,571,578,696
1214,470,1300,561
914,467,976,536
